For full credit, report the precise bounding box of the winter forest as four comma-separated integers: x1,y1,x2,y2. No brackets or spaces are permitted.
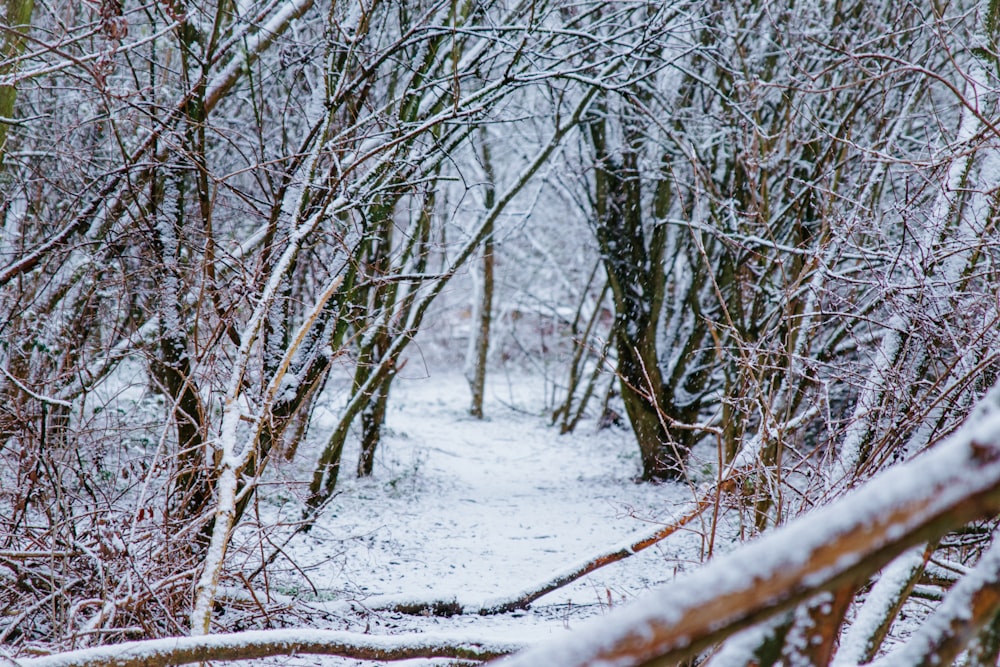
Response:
6,0,1000,665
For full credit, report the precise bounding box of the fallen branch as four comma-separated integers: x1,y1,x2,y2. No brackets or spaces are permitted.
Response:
15,629,520,667
385,483,721,617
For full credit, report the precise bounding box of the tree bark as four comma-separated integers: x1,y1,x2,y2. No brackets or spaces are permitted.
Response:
0,0,33,169
467,134,496,419
589,109,690,480
358,372,392,477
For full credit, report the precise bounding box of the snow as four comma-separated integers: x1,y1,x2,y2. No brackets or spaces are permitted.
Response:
15,628,522,667
221,369,707,659
270,370,695,592
830,317,903,487
835,546,928,666
872,530,1000,667
16,372,1000,666
1,368,714,666
706,614,790,667
203,0,316,110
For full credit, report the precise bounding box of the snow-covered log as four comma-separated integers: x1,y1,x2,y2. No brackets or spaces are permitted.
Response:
835,545,931,665
15,629,519,667
873,529,1000,667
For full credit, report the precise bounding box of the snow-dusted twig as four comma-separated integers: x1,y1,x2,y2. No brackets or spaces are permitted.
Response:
0,0,317,289
0,366,72,408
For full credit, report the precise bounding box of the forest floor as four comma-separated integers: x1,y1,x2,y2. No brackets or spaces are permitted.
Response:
228,367,725,665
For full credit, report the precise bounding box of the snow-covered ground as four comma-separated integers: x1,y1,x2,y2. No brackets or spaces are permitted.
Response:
230,369,714,663
12,367,982,667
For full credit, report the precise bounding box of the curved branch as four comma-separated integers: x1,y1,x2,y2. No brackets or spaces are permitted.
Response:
387,480,722,617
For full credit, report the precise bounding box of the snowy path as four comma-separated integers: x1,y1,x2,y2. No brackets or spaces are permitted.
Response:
250,371,707,649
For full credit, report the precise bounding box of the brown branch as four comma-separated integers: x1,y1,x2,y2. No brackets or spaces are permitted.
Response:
386,480,726,617
16,629,518,667
886,533,1000,667
783,584,856,667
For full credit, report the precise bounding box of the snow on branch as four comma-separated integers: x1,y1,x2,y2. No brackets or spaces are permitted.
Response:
493,385,1000,667
873,529,1000,667
0,0,316,290
15,629,519,667
835,544,931,665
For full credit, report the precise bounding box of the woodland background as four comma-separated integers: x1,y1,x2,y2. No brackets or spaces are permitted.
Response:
4,0,1000,665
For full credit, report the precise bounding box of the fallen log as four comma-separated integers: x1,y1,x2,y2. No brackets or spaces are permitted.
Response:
14,629,519,667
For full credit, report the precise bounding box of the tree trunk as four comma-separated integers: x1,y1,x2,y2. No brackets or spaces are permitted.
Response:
590,109,690,480
358,373,392,477
615,331,682,480
467,134,496,419
0,0,33,169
